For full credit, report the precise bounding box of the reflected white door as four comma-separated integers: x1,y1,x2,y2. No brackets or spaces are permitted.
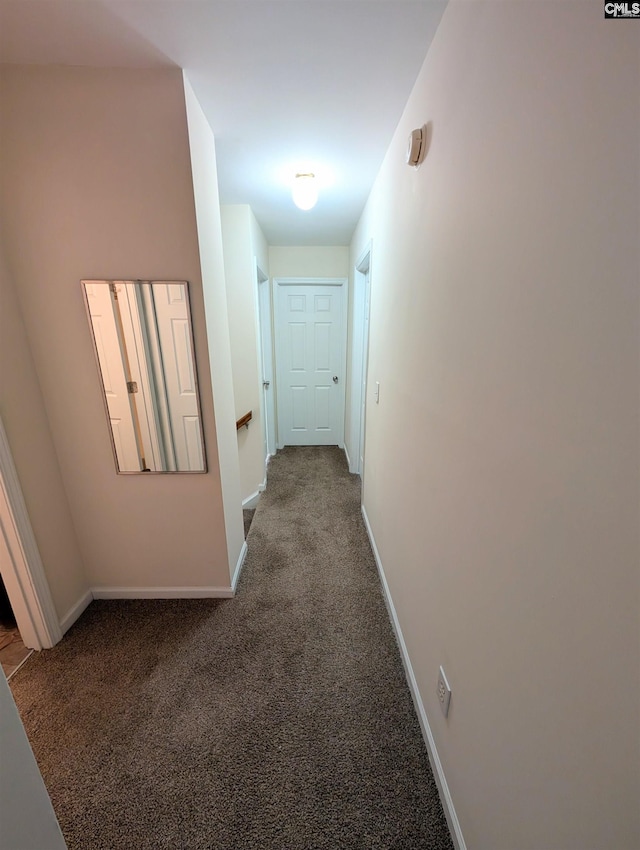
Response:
84,282,140,471
152,283,203,471
117,283,164,471
275,279,346,447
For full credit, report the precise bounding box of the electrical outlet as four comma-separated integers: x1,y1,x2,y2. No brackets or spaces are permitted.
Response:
437,666,451,717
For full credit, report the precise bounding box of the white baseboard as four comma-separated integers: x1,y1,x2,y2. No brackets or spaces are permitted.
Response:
231,541,248,593
242,460,268,510
260,456,270,490
91,586,235,600
343,443,352,469
258,455,273,493
361,505,467,850
242,490,261,509
59,589,93,635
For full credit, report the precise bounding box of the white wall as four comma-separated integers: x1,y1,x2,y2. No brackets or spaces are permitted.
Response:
0,247,87,622
183,75,245,579
0,66,232,593
221,205,269,501
350,2,640,848
268,246,349,279
249,208,269,278
0,673,67,849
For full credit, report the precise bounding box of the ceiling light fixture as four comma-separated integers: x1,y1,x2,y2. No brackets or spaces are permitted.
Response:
292,173,318,210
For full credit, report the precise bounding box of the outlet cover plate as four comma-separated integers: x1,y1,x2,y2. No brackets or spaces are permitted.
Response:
438,665,451,717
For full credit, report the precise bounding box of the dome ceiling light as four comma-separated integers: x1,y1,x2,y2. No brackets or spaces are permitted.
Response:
292,173,318,210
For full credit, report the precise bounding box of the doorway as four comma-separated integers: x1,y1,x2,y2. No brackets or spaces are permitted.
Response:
0,416,61,657
255,263,276,461
274,277,347,448
0,569,32,678
349,245,372,477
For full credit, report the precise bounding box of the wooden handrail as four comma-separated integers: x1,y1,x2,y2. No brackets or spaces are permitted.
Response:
236,411,252,430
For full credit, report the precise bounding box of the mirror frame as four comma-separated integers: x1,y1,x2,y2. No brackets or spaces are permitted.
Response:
82,280,208,474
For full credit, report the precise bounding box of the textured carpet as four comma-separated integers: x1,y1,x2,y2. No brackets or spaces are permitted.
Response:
10,447,454,850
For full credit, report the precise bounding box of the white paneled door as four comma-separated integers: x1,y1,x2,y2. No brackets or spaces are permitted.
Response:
275,279,347,447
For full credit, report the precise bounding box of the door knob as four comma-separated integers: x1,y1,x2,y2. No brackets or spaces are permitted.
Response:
333,376,339,384
263,380,270,388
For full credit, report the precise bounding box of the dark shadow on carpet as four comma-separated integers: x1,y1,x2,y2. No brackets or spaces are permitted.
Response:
243,507,255,538
10,447,454,850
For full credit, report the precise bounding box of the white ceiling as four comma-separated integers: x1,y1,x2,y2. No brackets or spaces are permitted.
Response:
0,1,446,246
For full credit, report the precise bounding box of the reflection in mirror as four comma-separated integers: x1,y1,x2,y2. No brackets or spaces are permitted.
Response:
82,281,207,473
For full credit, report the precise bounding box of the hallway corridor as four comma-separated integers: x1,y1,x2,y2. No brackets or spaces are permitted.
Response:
10,447,453,849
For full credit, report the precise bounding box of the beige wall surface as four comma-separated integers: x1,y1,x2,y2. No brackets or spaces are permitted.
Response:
0,66,231,591
268,246,349,280
183,75,245,577
0,246,87,620
221,205,267,501
351,2,640,848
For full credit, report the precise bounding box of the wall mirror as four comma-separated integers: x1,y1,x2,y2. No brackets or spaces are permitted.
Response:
82,280,207,473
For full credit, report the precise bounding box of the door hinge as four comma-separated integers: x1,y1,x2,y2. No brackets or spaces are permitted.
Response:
109,282,119,299
126,381,138,394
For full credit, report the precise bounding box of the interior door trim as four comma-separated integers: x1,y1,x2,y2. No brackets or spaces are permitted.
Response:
0,416,62,650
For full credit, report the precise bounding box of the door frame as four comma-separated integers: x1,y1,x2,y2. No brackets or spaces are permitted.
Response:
0,416,62,651
349,243,373,476
273,277,348,450
255,261,276,461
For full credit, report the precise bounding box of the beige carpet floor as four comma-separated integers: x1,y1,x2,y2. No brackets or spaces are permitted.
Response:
10,446,454,849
